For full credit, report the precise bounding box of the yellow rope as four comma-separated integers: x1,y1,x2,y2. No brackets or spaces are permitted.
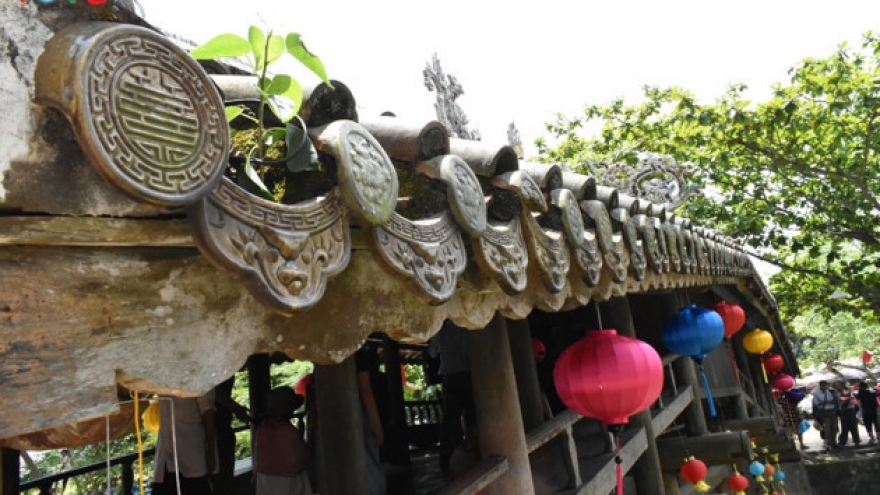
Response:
133,391,146,495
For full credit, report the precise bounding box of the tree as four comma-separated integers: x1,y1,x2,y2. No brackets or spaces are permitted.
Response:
537,32,880,323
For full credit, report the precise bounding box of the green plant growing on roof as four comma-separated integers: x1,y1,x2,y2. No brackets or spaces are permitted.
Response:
190,26,331,201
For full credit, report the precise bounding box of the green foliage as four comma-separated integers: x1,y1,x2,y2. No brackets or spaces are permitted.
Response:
191,26,329,200
789,310,880,369
537,32,880,325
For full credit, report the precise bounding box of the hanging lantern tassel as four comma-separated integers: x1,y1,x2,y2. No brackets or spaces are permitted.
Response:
609,425,625,495
697,361,717,417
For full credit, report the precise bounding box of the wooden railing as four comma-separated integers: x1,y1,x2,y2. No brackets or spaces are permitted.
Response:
20,448,155,495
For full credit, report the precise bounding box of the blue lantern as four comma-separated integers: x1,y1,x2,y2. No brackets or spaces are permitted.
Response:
663,304,725,416
748,460,765,482
774,470,785,482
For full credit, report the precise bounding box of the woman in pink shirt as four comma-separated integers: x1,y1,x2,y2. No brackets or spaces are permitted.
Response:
253,387,311,495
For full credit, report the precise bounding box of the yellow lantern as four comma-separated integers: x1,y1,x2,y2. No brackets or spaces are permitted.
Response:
142,400,160,433
742,328,774,382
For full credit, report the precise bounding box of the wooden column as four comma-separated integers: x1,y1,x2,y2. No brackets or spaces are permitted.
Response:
314,356,368,495
381,335,411,466
664,292,709,436
1,448,19,495
600,296,665,495
507,318,545,432
468,313,534,495
247,353,271,456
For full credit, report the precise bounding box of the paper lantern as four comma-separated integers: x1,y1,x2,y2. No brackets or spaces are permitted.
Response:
774,470,785,482
743,328,773,354
728,473,750,495
762,352,784,375
294,374,312,398
663,305,724,416
532,338,546,360
786,388,806,404
680,457,710,493
862,350,873,364
554,329,663,495
142,400,160,434
713,300,746,338
749,460,765,482
771,373,795,392
743,328,774,382
763,463,775,477
662,305,725,360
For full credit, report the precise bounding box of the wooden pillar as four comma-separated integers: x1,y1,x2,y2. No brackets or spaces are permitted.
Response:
314,356,368,495
507,318,545,432
247,353,271,456
381,335,411,466
663,292,709,436
600,296,666,495
468,313,534,495
1,448,19,495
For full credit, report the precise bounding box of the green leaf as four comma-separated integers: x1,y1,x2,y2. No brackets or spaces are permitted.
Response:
190,34,251,60
266,75,303,123
285,123,320,173
225,106,244,122
240,157,275,201
249,26,267,70
286,33,331,86
262,127,287,146
266,35,286,67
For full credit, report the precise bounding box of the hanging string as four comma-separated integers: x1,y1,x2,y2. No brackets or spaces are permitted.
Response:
169,397,182,495
595,301,604,329
698,362,717,417
760,359,769,383
133,391,146,495
727,341,741,383
105,414,111,495
613,430,623,495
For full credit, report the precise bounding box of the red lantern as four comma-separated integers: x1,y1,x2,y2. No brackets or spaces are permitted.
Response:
771,373,795,392
762,353,785,375
728,473,749,495
554,329,663,425
532,338,547,361
295,374,312,398
713,300,746,339
554,329,663,495
680,457,710,492
862,350,873,364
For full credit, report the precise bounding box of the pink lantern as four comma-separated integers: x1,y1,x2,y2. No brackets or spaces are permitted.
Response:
554,329,663,495
862,350,873,364
713,300,747,339
771,373,795,392
554,329,664,425
762,353,785,375
532,338,547,361
294,374,312,398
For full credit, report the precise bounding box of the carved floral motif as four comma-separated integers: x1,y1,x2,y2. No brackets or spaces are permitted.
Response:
521,213,570,293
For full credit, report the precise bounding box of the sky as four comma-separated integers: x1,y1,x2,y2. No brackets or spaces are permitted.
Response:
139,0,880,157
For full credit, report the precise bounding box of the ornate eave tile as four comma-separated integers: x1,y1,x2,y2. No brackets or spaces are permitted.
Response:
551,189,586,250
472,218,529,295
572,228,603,287
312,120,399,226
187,178,351,315
647,216,670,274
582,200,627,283
611,208,647,281
520,212,571,294
415,155,487,238
34,22,228,207
680,228,697,274
370,212,467,303
634,214,664,275
492,171,548,213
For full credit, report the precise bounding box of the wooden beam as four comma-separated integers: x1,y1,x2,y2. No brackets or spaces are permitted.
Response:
574,427,648,495
0,216,194,247
525,409,581,453
437,456,508,495
656,431,753,471
651,385,694,436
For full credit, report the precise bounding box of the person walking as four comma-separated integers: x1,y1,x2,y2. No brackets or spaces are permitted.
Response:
812,380,840,450
856,381,879,444
837,384,861,447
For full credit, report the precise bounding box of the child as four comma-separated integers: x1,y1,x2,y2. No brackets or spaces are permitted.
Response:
254,387,311,495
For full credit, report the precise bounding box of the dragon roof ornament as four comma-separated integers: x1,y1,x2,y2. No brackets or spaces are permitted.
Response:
587,152,701,211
